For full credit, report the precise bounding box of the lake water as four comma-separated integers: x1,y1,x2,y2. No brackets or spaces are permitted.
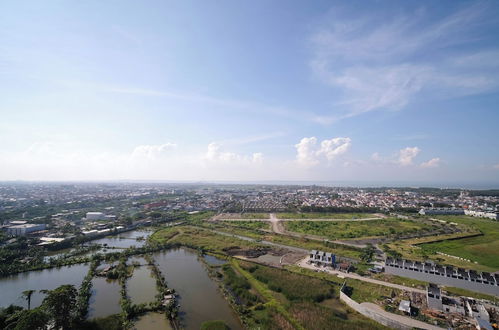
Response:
127,264,158,305
0,263,89,309
134,312,172,330
204,254,228,266
154,248,242,330
87,276,122,319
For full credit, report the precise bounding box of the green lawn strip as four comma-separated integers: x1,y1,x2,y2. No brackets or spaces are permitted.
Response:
220,220,271,231
231,259,305,330
240,213,270,219
443,286,499,302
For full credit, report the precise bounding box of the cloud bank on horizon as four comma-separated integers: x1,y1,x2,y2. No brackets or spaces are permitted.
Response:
0,0,498,183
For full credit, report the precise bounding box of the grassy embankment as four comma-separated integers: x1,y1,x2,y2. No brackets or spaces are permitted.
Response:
239,213,270,219
284,218,428,240
220,220,271,231
217,213,270,219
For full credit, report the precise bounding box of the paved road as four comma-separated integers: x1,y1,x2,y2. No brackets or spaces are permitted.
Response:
297,258,426,294
360,302,444,330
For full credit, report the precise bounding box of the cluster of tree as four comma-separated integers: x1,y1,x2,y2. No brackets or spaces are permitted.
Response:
222,264,259,306
392,207,419,213
0,238,46,276
468,189,499,197
360,244,376,262
0,284,87,330
77,260,99,320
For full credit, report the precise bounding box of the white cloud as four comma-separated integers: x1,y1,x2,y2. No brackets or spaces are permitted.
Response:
204,143,263,164
295,137,319,167
252,153,264,164
420,157,441,168
131,143,177,160
371,152,382,162
318,137,351,161
310,3,499,118
451,50,499,68
295,136,351,167
397,147,420,166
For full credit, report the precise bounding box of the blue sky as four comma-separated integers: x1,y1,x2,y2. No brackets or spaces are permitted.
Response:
0,0,498,184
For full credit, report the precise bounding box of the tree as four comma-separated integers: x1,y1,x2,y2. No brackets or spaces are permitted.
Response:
13,308,49,330
41,285,78,330
361,244,375,262
0,305,23,330
21,290,35,310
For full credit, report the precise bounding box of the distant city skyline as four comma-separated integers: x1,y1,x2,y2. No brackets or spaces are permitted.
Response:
1,1,498,184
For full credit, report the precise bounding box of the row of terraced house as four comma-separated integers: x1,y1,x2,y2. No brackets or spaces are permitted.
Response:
384,257,499,296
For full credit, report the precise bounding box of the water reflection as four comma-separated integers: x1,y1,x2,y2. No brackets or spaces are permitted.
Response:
128,265,157,305
154,248,242,330
134,312,172,330
87,277,121,319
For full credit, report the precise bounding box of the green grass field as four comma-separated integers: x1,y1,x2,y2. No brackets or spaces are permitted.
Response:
276,212,378,219
419,215,499,270
284,218,427,239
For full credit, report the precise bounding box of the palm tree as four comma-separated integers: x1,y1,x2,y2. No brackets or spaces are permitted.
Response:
21,289,35,310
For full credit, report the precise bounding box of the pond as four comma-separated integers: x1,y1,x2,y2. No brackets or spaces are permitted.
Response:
82,229,154,251
133,312,172,330
154,248,242,330
87,276,122,319
204,254,228,266
0,263,89,309
127,263,158,305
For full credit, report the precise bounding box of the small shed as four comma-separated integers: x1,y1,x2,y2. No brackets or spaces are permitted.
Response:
398,300,411,315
